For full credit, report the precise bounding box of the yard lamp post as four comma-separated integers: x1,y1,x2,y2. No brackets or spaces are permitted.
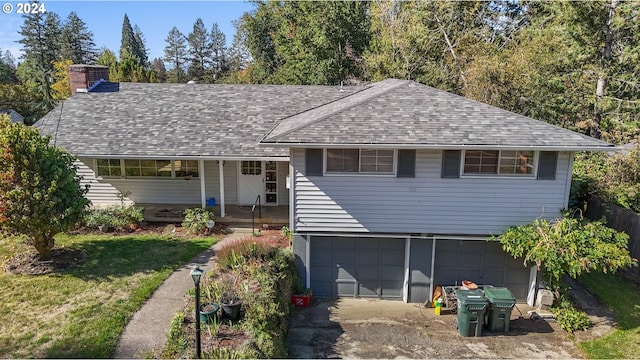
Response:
190,265,204,359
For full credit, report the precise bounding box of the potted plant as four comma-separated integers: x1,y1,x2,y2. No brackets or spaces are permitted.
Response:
292,284,313,307
199,275,220,323
199,302,220,323
217,275,243,320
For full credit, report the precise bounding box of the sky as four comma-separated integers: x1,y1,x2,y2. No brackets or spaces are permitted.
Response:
0,0,256,62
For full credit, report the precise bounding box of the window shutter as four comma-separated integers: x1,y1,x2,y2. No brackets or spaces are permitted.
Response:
305,149,323,176
441,150,461,178
537,151,558,180
397,149,416,177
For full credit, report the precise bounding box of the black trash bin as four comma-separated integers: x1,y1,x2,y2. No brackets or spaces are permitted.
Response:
455,289,488,337
484,287,516,333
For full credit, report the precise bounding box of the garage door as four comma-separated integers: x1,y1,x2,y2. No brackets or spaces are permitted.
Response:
434,240,530,300
310,236,405,299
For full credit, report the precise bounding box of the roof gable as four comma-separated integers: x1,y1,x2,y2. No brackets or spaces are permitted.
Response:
261,80,612,150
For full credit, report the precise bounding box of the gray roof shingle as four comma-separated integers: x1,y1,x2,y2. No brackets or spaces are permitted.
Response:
35,82,356,158
261,80,612,150
35,79,612,158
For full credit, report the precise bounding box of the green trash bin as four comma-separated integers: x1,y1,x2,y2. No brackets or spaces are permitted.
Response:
484,287,516,333
455,289,488,337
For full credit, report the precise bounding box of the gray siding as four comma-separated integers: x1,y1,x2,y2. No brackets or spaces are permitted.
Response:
79,158,239,206
291,149,572,234
277,161,290,205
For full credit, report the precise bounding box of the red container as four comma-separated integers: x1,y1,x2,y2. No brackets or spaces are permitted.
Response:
291,294,312,307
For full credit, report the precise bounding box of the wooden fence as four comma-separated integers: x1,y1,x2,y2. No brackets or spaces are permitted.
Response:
586,197,640,263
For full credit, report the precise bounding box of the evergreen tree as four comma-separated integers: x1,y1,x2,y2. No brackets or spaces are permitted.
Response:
187,18,211,81
96,48,119,80
226,20,251,72
120,14,136,59
210,22,227,79
61,11,97,64
0,50,19,84
133,25,149,67
18,10,62,109
163,26,188,83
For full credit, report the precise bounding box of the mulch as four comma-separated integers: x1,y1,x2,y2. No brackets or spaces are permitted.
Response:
4,247,89,275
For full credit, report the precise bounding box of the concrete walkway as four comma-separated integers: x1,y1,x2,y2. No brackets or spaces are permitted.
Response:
114,229,251,359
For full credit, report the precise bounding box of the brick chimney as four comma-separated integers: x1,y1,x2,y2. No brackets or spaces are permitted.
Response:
68,64,110,94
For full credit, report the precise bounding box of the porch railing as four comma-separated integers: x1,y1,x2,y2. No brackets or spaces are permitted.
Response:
251,195,261,234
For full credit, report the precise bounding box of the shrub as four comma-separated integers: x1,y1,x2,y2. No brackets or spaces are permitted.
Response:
165,231,297,359
215,239,274,271
240,248,298,358
83,205,143,232
548,292,592,333
182,208,215,234
552,303,592,333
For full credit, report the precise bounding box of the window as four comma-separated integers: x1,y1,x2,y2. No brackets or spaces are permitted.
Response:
95,159,201,178
326,149,395,174
498,150,535,175
241,161,262,175
327,149,359,172
124,159,172,177
96,159,121,177
463,150,536,176
360,149,394,173
463,150,498,174
174,160,199,178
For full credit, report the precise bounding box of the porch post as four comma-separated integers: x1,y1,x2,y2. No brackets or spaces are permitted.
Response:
219,160,225,217
199,159,206,208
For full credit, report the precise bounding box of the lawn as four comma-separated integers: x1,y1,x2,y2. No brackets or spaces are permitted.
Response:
0,232,217,358
578,272,640,358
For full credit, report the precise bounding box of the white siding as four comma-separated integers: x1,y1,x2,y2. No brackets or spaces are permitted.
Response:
223,161,238,204
79,158,239,206
76,159,131,208
292,149,573,235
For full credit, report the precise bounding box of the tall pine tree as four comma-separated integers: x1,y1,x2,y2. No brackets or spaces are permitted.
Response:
187,18,211,81
163,27,188,83
133,25,149,67
18,9,62,110
210,22,227,79
61,12,97,64
119,14,146,65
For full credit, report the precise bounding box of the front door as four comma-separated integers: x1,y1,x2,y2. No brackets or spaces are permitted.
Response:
238,161,265,205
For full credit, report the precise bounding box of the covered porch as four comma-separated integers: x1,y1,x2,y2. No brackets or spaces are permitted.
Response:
139,203,290,227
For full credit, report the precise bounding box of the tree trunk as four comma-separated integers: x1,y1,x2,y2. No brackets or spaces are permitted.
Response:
34,236,52,261
434,13,468,90
592,0,618,139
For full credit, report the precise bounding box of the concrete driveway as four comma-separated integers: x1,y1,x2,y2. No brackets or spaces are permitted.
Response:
288,298,584,359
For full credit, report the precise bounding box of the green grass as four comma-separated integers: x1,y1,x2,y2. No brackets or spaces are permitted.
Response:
0,232,218,358
578,272,640,358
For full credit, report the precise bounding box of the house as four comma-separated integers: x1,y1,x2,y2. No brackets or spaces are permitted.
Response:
0,109,24,124
35,65,614,305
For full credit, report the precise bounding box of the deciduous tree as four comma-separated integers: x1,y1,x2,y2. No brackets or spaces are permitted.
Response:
0,117,89,260
498,214,637,292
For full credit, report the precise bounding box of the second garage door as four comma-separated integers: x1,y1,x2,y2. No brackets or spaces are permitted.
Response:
434,239,531,300
310,236,405,299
